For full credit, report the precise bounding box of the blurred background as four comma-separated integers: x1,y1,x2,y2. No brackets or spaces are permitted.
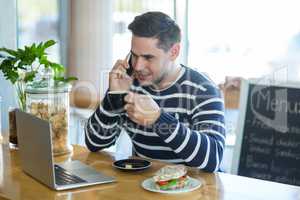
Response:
16,0,300,83
1,0,300,173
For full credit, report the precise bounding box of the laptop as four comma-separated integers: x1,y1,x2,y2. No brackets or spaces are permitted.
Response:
15,109,116,190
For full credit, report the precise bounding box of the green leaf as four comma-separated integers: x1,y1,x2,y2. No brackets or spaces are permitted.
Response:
24,71,36,82
54,76,65,82
64,77,78,82
0,47,18,57
54,76,78,83
43,40,56,49
17,48,25,58
36,42,45,57
31,43,36,51
0,59,15,70
24,46,31,53
6,70,19,84
50,62,65,78
17,48,25,53
51,63,65,71
37,42,43,49
17,61,27,70
39,55,49,65
0,40,78,85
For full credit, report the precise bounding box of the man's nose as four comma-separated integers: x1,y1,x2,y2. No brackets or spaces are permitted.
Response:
133,57,145,71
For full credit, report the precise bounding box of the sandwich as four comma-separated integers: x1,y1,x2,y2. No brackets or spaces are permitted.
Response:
153,165,188,190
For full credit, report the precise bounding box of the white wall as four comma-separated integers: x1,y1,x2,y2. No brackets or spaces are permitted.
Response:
0,0,17,134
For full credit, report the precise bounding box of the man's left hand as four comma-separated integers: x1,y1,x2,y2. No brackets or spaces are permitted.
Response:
124,92,161,126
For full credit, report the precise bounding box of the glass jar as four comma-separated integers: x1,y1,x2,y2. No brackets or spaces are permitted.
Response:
25,81,72,156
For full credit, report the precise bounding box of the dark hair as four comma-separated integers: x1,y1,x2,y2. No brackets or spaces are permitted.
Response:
128,11,181,52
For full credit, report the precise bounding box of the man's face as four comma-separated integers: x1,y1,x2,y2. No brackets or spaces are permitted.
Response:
130,36,173,87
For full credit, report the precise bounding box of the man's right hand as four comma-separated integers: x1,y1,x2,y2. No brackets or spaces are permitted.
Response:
109,55,133,92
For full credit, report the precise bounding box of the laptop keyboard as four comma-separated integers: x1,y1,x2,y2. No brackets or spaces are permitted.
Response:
54,165,87,185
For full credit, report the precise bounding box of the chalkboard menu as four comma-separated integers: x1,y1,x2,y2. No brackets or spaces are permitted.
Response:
234,81,300,186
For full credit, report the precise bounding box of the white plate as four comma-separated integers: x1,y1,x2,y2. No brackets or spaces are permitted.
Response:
141,176,202,194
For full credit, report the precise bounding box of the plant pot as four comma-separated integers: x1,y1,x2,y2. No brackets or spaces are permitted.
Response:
8,80,27,146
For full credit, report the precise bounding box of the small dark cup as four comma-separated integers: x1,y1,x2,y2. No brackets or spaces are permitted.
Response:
107,91,128,112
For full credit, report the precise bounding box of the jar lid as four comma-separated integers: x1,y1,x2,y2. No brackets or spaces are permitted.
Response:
25,80,71,94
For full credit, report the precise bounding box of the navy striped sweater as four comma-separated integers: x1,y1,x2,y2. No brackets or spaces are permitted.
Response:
85,65,225,172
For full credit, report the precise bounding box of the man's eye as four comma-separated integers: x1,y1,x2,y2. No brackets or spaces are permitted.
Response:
132,54,138,59
144,56,153,61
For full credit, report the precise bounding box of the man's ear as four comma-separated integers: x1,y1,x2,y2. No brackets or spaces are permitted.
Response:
169,43,180,61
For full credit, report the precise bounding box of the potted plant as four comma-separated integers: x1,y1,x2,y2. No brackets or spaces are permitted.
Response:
0,40,77,110
0,40,77,145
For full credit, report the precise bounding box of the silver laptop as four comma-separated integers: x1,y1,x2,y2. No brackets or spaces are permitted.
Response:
15,109,115,190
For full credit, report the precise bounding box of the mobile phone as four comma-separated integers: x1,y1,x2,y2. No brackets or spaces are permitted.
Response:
126,53,134,76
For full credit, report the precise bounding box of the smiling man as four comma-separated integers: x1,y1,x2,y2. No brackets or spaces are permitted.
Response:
85,12,226,172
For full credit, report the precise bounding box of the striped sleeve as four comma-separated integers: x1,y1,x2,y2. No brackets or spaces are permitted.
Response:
154,84,225,172
85,93,122,152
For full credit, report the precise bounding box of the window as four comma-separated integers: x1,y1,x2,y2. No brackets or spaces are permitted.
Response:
187,0,300,84
112,0,174,61
17,0,60,63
